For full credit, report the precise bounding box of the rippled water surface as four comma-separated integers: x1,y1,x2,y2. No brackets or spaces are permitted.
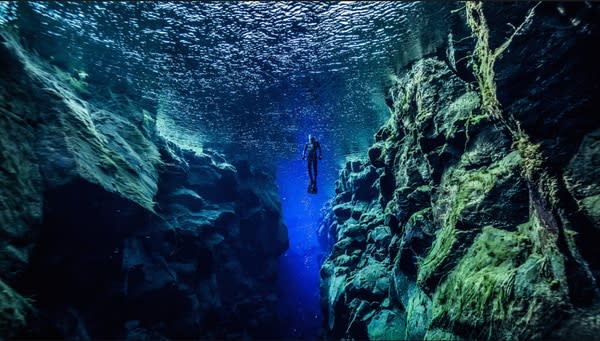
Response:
8,1,455,164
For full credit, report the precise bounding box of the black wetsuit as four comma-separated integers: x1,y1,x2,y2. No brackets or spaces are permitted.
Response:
303,139,322,185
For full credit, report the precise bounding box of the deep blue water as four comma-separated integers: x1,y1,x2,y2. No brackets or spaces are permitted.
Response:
275,135,338,340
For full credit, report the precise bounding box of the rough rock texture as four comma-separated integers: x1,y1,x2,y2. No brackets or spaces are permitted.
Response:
320,3,600,339
0,30,288,339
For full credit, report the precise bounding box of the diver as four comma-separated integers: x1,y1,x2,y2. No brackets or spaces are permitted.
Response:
302,134,322,193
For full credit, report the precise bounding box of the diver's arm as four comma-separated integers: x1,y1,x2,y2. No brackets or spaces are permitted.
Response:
302,143,307,159
317,142,322,159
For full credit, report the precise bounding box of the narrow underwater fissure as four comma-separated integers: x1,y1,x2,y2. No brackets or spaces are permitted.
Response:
275,155,339,340
2,1,600,340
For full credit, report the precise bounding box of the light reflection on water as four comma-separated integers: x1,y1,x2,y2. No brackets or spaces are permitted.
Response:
15,1,454,166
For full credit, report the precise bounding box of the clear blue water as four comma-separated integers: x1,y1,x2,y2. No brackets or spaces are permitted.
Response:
8,1,453,164
275,131,339,339
2,2,455,338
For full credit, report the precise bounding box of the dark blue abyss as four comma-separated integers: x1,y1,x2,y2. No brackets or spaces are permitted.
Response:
275,134,338,340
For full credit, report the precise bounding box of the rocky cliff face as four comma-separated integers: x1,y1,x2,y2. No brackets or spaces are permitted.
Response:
0,30,288,339
320,3,600,340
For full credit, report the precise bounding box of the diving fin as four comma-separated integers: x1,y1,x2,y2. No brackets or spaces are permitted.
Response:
308,181,317,194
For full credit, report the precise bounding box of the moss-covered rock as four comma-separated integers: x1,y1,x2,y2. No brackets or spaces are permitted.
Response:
321,57,481,340
0,29,289,340
1,32,161,213
418,150,529,293
405,287,431,340
366,309,406,340
0,279,32,335
564,128,600,229
428,223,568,340
320,4,600,336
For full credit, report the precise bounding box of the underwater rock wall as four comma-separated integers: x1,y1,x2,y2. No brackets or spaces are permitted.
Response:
320,4,600,339
0,31,288,339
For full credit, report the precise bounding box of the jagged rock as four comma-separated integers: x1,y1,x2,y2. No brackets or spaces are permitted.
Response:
335,190,352,204
0,32,288,340
349,165,379,202
348,262,389,299
332,203,352,222
462,124,512,170
317,200,337,251
404,287,431,340
378,169,395,203
368,225,392,250
417,150,530,294
350,209,362,221
168,188,207,211
187,159,239,202
349,159,364,173
321,11,600,336
424,329,463,340
320,271,347,331
338,221,365,240
366,309,406,340
375,125,393,142
360,211,385,231
564,128,600,229
439,150,529,232
396,209,435,276
384,212,399,233
0,32,165,338
368,143,385,168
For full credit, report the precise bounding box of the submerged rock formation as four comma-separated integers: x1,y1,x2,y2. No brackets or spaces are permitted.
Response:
0,30,288,339
320,3,600,340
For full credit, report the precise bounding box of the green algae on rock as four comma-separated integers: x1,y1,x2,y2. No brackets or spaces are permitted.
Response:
319,2,600,336
0,28,289,339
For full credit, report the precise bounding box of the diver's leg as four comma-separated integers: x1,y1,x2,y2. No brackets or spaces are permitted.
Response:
308,159,314,183
313,160,318,185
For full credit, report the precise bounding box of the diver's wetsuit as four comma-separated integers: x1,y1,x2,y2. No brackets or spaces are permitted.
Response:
303,138,322,185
